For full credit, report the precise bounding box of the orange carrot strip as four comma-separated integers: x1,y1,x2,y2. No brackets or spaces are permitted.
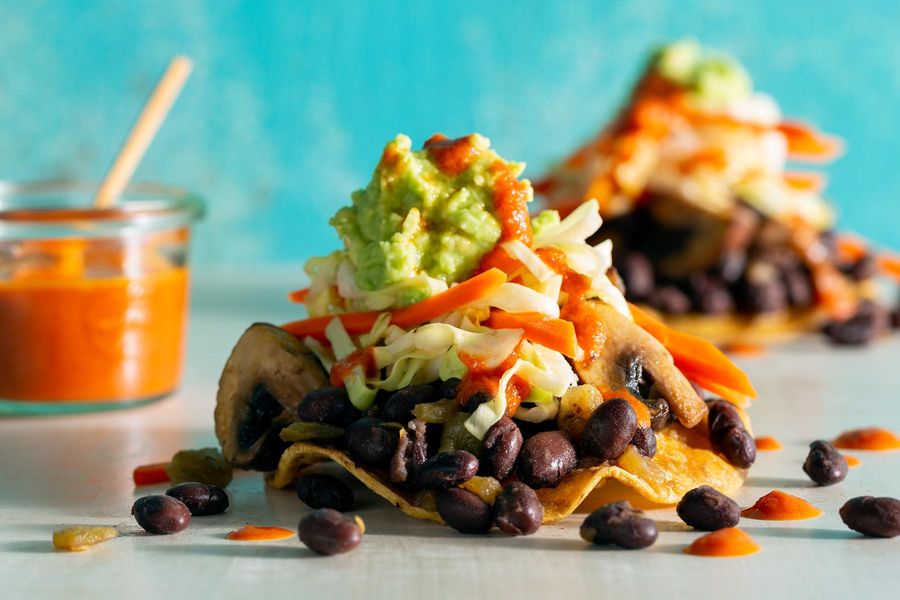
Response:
689,373,753,407
281,269,508,341
133,462,171,486
777,121,843,162
877,254,900,281
288,288,309,303
835,234,869,263
784,171,826,192
477,246,524,277
485,310,579,359
629,303,756,399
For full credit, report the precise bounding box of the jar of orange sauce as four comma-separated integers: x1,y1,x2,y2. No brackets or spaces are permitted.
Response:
0,181,203,414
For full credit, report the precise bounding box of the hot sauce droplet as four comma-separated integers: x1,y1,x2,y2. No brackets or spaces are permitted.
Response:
424,134,479,177
844,454,861,468
226,525,295,541
833,428,900,451
741,490,823,521
754,436,782,452
684,527,760,557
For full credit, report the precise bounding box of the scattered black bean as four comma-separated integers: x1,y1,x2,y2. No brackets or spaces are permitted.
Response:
676,485,740,531
740,277,788,314
298,509,364,555
382,385,437,422
480,417,523,480
493,482,543,536
707,400,756,468
782,266,814,308
296,474,355,511
390,419,428,485
631,427,657,458
618,253,655,301
298,387,360,427
824,300,888,346
848,255,878,282
581,398,638,461
839,496,900,538
580,501,657,549
648,285,691,315
802,440,848,486
416,451,479,491
346,418,397,466
516,431,577,488
165,482,229,516
436,488,492,534
132,495,191,534
437,378,461,400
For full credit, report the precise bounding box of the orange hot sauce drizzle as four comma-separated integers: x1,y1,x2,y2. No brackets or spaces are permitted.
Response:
754,436,783,452
684,527,760,557
457,343,530,416
330,347,376,388
425,134,480,177
833,428,900,451
226,525,295,542
741,490,823,521
844,454,861,468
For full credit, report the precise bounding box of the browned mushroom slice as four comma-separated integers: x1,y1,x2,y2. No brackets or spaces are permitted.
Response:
215,323,329,470
575,302,707,428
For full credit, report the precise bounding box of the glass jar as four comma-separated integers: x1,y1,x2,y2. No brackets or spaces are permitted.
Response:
0,181,204,414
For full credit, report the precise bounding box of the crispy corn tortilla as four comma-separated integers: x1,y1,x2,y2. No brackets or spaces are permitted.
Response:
267,425,747,524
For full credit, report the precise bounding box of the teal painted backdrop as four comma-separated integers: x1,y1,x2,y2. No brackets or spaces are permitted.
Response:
1,1,898,270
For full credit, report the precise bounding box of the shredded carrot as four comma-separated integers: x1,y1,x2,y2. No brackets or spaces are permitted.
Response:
777,121,843,162
288,288,309,303
877,254,900,281
629,303,756,401
784,171,826,192
477,246,523,276
133,462,171,486
835,234,869,263
281,268,507,341
484,310,579,359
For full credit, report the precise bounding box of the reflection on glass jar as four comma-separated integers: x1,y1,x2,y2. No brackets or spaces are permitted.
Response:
0,181,203,414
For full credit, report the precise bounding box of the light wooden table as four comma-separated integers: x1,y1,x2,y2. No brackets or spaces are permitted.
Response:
2,277,899,599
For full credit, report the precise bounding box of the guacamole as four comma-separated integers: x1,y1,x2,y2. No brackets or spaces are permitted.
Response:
327,134,531,299
653,39,751,108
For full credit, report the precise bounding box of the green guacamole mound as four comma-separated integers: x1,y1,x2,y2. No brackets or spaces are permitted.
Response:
328,134,531,298
653,39,751,108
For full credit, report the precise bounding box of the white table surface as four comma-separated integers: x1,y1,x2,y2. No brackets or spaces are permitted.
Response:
2,275,899,600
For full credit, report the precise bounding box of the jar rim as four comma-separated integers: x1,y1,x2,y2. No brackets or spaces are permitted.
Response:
0,180,204,239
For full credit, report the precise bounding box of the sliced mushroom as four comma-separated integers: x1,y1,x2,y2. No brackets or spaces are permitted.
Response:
215,323,330,470
575,302,707,428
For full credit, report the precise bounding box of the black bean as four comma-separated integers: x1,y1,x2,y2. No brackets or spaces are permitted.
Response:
416,451,479,491
718,250,747,283
840,496,900,538
676,485,740,531
480,417,523,480
618,253,654,301
689,274,734,315
460,390,491,412
648,285,691,315
580,501,657,549
437,378,461,400
782,266,813,308
436,489,492,534
298,387,360,427
165,482,229,516
801,440,848,486
296,474,354,511
517,431,577,488
132,495,191,534
848,255,878,282
581,398,638,461
390,419,428,485
741,278,788,313
824,300,888,346
345,418,397,466
631,427,657,458
298,509,364,555
492,482,543,536
382,385,436,422
707,400,756,468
